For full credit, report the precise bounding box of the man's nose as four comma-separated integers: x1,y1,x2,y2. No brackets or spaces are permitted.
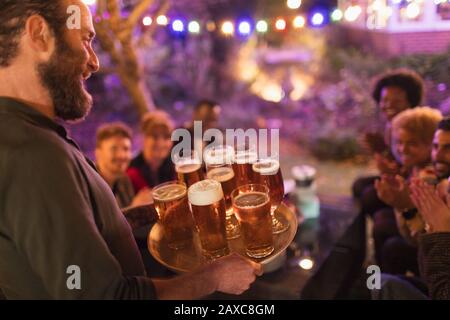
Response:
88,47,100,74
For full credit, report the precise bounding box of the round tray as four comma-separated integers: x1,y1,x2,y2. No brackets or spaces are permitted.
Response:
147,203,298,273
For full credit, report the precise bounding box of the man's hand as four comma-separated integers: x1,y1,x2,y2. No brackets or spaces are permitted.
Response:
375,174,414,210
209,253,263,295
411,179,450,233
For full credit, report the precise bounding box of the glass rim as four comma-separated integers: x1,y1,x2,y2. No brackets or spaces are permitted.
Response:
231,183,269,199
152,180,187,201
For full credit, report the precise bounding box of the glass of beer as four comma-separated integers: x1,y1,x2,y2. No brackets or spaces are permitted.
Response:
152,181,195,249
233,144,258,187
232,184,274,258
204,145,241,239
174,150,204,188
188,179,230,259
252,158,289,234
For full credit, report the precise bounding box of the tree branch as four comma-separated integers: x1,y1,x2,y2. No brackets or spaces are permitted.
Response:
126,0,156,30
136,0,170,47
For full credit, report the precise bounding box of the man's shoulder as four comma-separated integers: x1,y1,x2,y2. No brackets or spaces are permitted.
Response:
0,112,73,163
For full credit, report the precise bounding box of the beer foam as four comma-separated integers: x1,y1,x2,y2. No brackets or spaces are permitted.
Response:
252,159,280,175
234,191,270,208
204,146,235,165
153,183,186,201
235,151,258,164
188,179,224,206
176,161,202,173
206,167,235,183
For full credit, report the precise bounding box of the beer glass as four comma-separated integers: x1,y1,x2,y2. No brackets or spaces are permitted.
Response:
233,144,258,187
188,179,230,258
205,145,241,239
152,181,195,249
253,159,289,234
174,150,204,188
231,184,274,259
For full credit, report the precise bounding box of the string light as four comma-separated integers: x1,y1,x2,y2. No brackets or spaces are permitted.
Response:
172,19,184,32
206,21,216,32
311,12,325,26
142,16,152,26
156,15,168,26
287,0,302,10
293,15,306,28
275,18,287,30
238,21,252,35
221,21,234,35
188,21,200,34
256,20,268,33
331,9,343,22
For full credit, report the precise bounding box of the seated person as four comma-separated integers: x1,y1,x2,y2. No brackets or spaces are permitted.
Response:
374,107,442,276
183,99,222,151
353,69,425,217
95,122,152,209
127,111,176,193
410,178,450,299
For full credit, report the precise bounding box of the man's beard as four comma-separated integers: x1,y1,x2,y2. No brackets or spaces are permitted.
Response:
37,36,93,122
433,161,450,180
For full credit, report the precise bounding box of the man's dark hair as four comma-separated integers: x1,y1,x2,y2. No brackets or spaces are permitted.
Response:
96,122,133,148
194,99,220,112
372,69,425,108
438,117,450,132
0,0,66,67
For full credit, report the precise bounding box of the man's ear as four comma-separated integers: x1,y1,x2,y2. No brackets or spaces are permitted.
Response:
25,15,54,56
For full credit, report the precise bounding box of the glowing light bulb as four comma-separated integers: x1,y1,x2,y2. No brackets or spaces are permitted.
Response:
172,19,184,32
299,258,314,270
311,12,325,26
221,21,234,35
331,9,343,22
287,0,302,10
293,15,306,28
256,20,268,33
188,21,200,34
142,16,152,26
275,19,286,30
156,15,168,26
238,21,251,35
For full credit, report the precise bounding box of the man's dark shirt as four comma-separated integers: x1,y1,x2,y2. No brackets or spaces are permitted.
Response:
0,97,156,299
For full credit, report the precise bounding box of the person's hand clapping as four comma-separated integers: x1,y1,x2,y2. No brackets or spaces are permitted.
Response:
410,179,450,233
375,174,414,210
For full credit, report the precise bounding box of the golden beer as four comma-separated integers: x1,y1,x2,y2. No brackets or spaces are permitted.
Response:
232,184,274,258
253,159,288,234
152,181,195,249
204,145,241,239
188,179,230,258
176,160,204,188
233,151,258,187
